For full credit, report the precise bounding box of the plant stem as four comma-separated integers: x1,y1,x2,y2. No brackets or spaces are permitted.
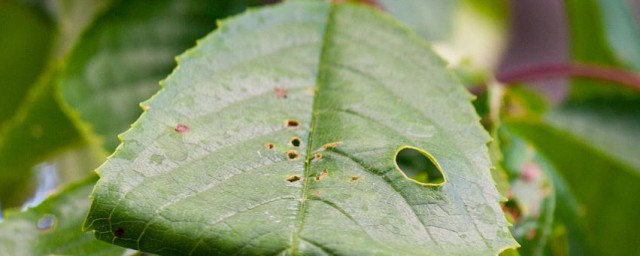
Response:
497,62,640,91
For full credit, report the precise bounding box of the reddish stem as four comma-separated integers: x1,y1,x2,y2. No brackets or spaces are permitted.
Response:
497,62,640,91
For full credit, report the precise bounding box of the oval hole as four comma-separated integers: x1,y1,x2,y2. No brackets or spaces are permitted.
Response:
394,146,445,186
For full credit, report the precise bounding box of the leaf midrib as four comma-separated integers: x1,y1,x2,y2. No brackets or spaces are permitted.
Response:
290,3,337,254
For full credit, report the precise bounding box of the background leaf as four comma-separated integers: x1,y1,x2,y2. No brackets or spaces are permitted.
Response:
85,2,517,254
0,0,110,208
0,176,126,255
57,0,259,155
0,0,54,125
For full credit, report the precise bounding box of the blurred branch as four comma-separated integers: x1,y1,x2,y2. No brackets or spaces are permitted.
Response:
471,62,640,95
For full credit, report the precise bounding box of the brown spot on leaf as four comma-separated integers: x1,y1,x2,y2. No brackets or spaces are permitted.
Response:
174,124,190,133
274,87,287,99
113,227,125,238
287,150,299,160
285,119,299,129
286,175,301,182
321,141,342,149
315,169,329,181
265,143,275,150
349,175,360,183
314,153,322,160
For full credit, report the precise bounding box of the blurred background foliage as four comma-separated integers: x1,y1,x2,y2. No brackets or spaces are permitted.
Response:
0,0,639,255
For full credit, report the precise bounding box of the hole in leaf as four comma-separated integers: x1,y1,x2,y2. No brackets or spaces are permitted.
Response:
394,146,446,186
174,124,190,133
37,214,56,230
286,175,301,182
287,150,299,160
290,137,301,147
113,227,125,238
265,143,275,150
285,119,299,129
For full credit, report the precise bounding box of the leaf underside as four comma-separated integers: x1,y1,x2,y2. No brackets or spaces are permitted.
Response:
85,2,517,255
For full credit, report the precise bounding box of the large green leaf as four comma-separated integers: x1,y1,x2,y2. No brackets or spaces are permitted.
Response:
58,0,256,155
85,2,517,254
0,0,54,125
0,176,125,255
0,0,112,208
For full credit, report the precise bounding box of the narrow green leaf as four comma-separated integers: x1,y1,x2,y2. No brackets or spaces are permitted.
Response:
594,0,640,71
58,0,255,155
85,2,517,254
0,0,111,208
564,0,638,99
0,176,126,255
0,71,81,208
0,0,54,124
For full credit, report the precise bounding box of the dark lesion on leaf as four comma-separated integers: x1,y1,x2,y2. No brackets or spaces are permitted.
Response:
285,119,300,129
265,143,275,150
286,175,302,182
286,150,299,160
394,146,446,186
349,175,361,183
290,137,301,147
313,153,322,160
113,227,125,238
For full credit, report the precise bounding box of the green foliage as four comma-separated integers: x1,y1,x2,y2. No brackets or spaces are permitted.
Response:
84,2,516,254
58,0,249,154
0,0,54,124
1,0,639,255
0,176,125,255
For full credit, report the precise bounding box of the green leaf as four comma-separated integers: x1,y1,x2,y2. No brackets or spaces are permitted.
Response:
594,0,640,71
506,116,640,255
0,71,82,208
58,0,255,155
0,0,111,208
0,0,54,125
500,129,556,256
0,176,126,255
564,0,638,99
85,2,517,254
